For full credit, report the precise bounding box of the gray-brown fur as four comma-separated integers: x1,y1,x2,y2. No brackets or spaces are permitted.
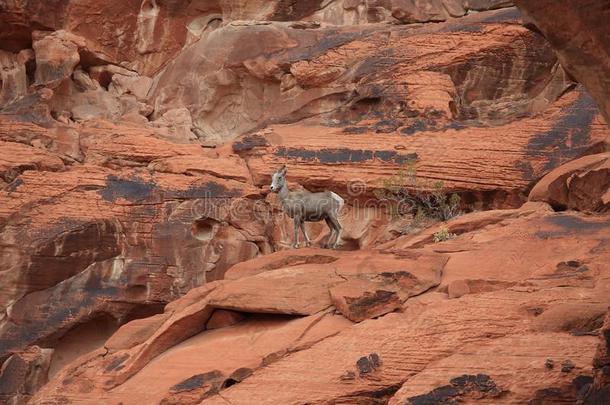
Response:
270,165,344,249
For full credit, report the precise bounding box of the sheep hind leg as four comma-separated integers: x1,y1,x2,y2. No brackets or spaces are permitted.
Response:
324,217,335,249
299,220,311,247
328,215,342,249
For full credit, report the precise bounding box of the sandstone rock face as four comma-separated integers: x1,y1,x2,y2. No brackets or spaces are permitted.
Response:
1,0,610,404
590,312,610,402
151,8,584,143
0,346,52,405
31,30,85,87
529,152,610,213
235,89,609,208
514,0,610,127
29,205,610,404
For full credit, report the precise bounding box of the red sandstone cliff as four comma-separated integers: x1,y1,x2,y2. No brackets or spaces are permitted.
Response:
0,1,609,404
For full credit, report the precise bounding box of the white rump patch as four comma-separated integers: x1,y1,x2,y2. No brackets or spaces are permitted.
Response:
330,192,344,209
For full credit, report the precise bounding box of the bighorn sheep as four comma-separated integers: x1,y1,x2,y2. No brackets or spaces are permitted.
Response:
270,165,344,249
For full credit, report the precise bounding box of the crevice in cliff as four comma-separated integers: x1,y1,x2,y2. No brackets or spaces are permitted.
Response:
46,314,120,379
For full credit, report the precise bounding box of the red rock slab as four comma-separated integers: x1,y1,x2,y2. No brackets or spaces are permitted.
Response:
105,313,171,352
201,287,601,405
154,10,573,144
31,311,352,405
224,247,347,280
113,312,351,405
388,333,598,404
102,290,220,390
148,155,252,183
0,117,55,148
82,131,203,166
0,165,263,361
529,152,610,212
0,346,53,405
0,140,64,185
377,202,553,251
329,250,446,321
219,247,446,320
376,204,609,295
514,0,610,126
205,309,246,330
433,212,610,291
208,264,345,315
239,89,610,207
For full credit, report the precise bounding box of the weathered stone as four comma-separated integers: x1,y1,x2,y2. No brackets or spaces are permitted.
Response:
2,2,610,404
447,280,471,299
206,310,247,330
529,152,610,213
32,30,86,87
514,0,610,126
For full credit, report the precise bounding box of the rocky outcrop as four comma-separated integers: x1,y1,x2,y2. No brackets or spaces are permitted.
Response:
235,88,609,207
514,0,610,127
0,346,52,404
151,8,581,143
589,312,610,403
28,205,610,404
2,1,610,403
529,152,610,213
0,0,516,78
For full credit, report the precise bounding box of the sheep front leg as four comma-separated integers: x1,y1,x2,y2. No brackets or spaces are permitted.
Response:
292,217,301,248
299,220,311,247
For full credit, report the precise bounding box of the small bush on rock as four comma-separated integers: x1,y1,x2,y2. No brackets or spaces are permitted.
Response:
433,226,456,243
374,162,462,224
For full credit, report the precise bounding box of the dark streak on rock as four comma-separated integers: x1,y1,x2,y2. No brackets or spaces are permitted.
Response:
271,0,327,21
100,175,156,202
345,290,400,320
546,215,610,232
232,134,269,152
276,147,417,164
407,374,502,405
584,385,610,404
356,356,372,375
173,370,223,393
104,354,130,372
527,90,598,173
356,353,382,376
6,177,23,192
168,182,241,200
480,7,522,23
342,126,369,134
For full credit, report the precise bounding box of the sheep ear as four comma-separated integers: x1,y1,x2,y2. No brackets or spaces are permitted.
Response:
279,165,287,175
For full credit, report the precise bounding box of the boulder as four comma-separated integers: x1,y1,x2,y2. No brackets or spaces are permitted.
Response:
529,152,610,212
514,0,610,126
0,346,53,405
32,30,86,87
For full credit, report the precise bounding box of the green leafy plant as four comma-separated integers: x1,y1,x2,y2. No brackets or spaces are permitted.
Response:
374,161,462,223
433,226,456,243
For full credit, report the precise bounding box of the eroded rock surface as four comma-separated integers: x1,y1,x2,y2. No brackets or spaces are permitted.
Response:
1,0,610,404
529,152,610,213
514,0,610,126
25,205,610,404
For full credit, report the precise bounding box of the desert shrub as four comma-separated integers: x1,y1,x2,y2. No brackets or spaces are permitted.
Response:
374,162,461,223
433,226,456,243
